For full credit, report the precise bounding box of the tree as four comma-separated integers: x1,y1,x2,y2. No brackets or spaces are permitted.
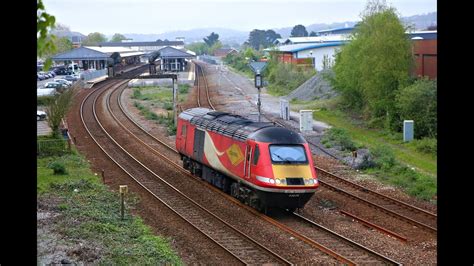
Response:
185,42,209,55
248,29,282,50
203,32,219,47
209,41,223,55
46,85,79,137
290,24,308,37
110,33,127,42
82,32,107,46
332,0,412,128
37,0,56,70
43,36,73,59
309,31,318,36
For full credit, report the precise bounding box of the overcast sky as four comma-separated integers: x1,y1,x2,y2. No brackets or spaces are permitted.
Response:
43,0,436,35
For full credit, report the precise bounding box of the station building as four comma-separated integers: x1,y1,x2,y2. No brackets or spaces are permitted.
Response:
154,46,196,72
51,46,145,70
96,39,185,52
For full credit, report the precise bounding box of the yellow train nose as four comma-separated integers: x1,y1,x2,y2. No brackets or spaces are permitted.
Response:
271,164,315,186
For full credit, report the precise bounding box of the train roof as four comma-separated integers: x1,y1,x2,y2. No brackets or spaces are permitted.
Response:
179,108,306,143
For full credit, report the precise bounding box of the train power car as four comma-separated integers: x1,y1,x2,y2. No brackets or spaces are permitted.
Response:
176,108,319,212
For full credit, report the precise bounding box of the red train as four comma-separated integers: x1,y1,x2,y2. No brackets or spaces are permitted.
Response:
176,108,319,212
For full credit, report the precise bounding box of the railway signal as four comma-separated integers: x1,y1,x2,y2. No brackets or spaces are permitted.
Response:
249,62,268,122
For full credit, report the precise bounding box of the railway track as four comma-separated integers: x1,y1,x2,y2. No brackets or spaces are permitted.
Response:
99,72,401,265
253,103,437,235
201,61,436,235
276,212,399,264
194,61,215,110
80,78,291,265
317,167,437,232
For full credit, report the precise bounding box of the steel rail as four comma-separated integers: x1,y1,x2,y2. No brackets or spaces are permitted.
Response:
291,212,401,265
81,79,291,265
262,108,437,233
194,61,215,110
106,82,402,266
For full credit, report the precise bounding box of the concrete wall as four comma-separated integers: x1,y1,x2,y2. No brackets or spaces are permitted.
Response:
295,46,340,71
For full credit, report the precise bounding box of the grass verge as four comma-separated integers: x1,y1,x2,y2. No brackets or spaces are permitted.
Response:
291,98,437,202
38,150,182,264
292,98,436,176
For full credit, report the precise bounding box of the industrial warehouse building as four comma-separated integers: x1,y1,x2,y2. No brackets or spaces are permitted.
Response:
267,27,437,78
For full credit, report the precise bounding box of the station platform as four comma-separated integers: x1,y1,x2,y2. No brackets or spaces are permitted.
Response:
83,64,146,88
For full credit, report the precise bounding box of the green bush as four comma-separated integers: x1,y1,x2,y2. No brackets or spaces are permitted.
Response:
37,95,55,106
322,128,357,151
371,144,396,170
396,78,437,138
163,102,173,110
267,62,316,96
37,138,69,156
132,88,142,99
178,84,189,94
48,161,68,175
411,138,437,155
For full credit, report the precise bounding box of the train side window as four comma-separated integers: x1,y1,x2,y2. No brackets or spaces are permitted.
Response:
181,125,186,136
252,144,260,165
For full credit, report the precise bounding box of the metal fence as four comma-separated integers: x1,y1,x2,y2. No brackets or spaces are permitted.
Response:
81,69,108,81
37,139,70,156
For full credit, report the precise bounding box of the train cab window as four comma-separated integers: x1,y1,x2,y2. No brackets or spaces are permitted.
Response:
181,124,186,136
269,145,308,164
252,144,260,165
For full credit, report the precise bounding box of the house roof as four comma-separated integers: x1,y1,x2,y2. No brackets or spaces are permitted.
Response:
97,40,184,47
316,26,355,34
407,30,437,40
267,41,345,53
51,46,110,61
158,46,195,58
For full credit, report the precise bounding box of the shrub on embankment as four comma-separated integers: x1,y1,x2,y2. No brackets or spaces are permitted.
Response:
37,152,182,264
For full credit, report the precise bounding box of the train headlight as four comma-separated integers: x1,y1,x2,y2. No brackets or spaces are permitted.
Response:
304,179,315,185
276,179,281,185
256,175,276,184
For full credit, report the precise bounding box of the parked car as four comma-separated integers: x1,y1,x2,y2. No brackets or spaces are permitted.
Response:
37,73,46,81
40,71,52,79
53,78,72,87
37,88,56,96
63,75,78,82
37,110,47,121
44,81,68,93
48,71,56,77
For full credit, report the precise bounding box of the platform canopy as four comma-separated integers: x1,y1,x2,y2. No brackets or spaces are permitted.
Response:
51,46,110,61
158,46,195,59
